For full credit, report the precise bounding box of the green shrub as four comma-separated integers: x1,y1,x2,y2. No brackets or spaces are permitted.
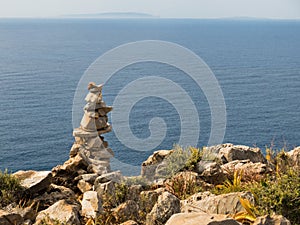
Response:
248,168,300,225
0,169,23,207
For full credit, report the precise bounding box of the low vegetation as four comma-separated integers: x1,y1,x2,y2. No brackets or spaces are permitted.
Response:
0,169,23,207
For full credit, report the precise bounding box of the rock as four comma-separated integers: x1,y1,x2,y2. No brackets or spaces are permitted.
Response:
165,212,241,225
34,200,80,225
77,180,92,193
141,150,174,180
127,185,143,202
221,160,272,180
33,184,76,210
287,146,300,167
13,170,52,195
204,143,266,164
94,170,123,185
139,190,159,213
95,180,115,196
146,192,180,225
75,173,98,184
196,161,226,184
0,209,23,225
253,215,291,225
119,220,138,225
181,191,254,214
81,191,102,219
113,200,139,223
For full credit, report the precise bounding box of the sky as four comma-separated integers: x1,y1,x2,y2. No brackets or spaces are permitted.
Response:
0,0,299,19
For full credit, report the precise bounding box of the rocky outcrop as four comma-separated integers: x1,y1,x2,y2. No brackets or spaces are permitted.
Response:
166,212,241,225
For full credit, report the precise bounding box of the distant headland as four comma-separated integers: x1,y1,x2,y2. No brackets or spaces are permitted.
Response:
63,12,158,19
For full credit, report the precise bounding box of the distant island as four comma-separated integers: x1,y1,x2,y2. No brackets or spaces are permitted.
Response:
63,12,157,19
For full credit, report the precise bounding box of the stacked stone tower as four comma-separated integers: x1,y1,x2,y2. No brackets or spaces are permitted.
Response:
72,82,114,174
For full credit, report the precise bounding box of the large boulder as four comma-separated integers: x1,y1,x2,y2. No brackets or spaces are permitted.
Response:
203,144,266,164
253,215,291,225
0,209,23,225
13,170,52,195
146,192,180,225
34,200,80,225
181,191,254,215
166,212,241,225
141,150,174,180
81,191,102,219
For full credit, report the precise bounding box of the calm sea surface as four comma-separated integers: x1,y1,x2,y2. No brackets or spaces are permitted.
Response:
0,19,299,174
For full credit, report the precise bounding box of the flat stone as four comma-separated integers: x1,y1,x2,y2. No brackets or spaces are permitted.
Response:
84,101,107,111
80,112,97,131
81,191,102,219
166,212,240,225
73,128,98,138
85,137,103,149
13,170,52,195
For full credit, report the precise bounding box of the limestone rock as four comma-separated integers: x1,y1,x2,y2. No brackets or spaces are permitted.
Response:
139,190,159,213
141,150,174,180
165,212,241,225
13,170,52,195
0,209,23,225
81,191,102,219
34,200,80,225
287,146,300,167
181,191,254,214
75,173,98,184
196,161,226,184
221,160,272,180
94,171,123,185
119,220,138,225
204,143,266,164
77,180,92,193
113,200,139,223
253,215,291,225
146,192,180,225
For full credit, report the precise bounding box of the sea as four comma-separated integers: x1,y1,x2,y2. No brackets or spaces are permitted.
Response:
0,18,299,175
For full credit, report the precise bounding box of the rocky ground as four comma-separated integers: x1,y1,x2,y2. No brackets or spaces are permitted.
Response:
0,143,299,225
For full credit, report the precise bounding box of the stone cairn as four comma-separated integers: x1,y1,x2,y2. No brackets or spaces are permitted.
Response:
71,82,114,174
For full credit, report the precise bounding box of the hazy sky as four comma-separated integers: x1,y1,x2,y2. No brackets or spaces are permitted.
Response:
0,0,299,19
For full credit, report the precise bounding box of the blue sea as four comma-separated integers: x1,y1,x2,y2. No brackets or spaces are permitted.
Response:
0,19,299,175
